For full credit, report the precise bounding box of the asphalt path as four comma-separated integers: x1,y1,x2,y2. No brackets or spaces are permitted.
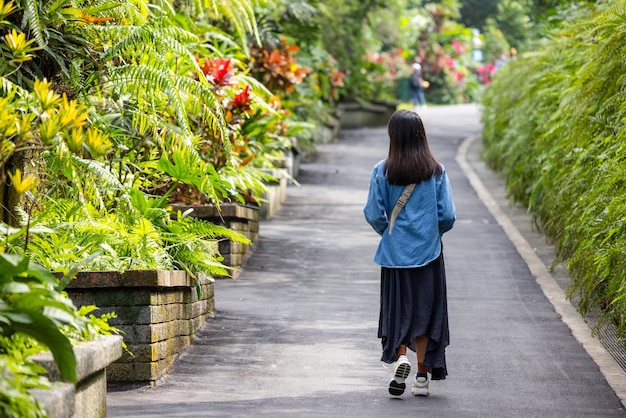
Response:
107,104,626,417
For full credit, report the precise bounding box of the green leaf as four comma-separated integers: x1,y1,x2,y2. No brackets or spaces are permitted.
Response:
1,282,31,293
0,253,29,280
1,307,76,383
157,149,206,188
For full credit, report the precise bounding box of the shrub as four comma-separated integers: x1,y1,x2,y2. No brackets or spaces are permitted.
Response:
481,2,626,340
0,251,118,417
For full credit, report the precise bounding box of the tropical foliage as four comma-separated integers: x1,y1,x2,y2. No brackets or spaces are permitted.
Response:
458,0,596,51
481,1,626,341
0,248,120,417
0,0,314,415
0,0,283,275
6,0,610,414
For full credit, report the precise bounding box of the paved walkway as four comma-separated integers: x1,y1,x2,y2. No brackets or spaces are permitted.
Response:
107,104,626,417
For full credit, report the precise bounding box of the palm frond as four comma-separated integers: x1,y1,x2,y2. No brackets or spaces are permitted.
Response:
171,214,250,243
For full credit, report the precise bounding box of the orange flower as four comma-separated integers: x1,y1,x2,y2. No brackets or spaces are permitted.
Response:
79,12,114,24
331,70,345,87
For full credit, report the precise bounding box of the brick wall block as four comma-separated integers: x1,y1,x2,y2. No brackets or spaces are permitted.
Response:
66,270,215,384
68,271,123,288
94,289,150,307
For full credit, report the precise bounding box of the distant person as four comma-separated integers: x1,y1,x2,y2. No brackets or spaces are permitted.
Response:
495,51,509,71
409,63,427,109
364,109,455,397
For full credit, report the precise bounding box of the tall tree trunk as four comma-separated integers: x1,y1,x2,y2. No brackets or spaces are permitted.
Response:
2,154,25,227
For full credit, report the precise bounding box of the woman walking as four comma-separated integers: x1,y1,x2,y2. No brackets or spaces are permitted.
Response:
363,109,455,397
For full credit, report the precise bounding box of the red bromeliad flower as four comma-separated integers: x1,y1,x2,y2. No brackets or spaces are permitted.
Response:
198,57,235,86
232,85,252,110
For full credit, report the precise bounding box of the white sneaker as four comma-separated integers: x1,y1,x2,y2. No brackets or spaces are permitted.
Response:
412,374,430,396
388,355,411,396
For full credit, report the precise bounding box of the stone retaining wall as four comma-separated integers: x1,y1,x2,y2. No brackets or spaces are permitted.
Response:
30,335,123,418
260,169,288,220
66,270,213,385
337,101,397,129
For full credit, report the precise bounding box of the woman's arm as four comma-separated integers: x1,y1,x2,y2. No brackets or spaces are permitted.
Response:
437,170,456,234
364,172,388,236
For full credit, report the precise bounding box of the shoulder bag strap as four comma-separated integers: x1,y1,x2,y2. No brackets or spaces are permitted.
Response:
388,183,415,236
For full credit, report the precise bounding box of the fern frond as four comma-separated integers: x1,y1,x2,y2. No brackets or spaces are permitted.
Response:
19,0,45,47
170,215,250,243
170,74,226,136
176,0,260,51
82,0,127,16
217,0,260,49
80,24,136,45
108,64,192,136
70,155,124,191
101,19,197,62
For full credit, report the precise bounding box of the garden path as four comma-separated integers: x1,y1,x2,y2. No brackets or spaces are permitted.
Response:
107,104,625,417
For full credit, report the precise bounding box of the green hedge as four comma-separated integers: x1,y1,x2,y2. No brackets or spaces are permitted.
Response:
481,2,626,341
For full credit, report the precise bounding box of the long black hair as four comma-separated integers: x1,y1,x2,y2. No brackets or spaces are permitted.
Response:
384,109,442,185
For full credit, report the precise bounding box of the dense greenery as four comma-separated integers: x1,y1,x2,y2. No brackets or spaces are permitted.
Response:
482,1,626,341
6,0,615,414
458,0,596,51
0,0,309,415
320,0,488,105
0,249,120,417
0,0,277,276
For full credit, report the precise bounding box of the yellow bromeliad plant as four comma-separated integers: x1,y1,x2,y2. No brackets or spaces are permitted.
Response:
0,0,257,273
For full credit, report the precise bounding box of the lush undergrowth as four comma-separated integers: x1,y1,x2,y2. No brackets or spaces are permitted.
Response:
481,2,626,342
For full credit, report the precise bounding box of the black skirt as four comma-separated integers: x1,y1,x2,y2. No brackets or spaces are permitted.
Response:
378,251,449,380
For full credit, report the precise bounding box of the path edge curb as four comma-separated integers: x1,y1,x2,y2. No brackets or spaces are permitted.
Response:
456,134,626,409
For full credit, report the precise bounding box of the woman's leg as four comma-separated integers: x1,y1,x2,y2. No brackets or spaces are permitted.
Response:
389,344,411,396
415,335,429,374
396,345,407,357
412,335,431,396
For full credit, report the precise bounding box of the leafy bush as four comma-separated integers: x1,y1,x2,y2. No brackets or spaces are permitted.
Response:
0,0,277,275
0,251,119,417
481,2,626,340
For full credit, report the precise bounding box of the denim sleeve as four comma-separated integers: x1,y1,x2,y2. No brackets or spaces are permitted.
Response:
364,171,388,236
437,170,456,234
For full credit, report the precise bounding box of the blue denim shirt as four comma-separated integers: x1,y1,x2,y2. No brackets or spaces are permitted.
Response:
363,160,455,268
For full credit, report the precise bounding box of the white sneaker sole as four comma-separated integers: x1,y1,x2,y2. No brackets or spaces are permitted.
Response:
388,361,411,396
